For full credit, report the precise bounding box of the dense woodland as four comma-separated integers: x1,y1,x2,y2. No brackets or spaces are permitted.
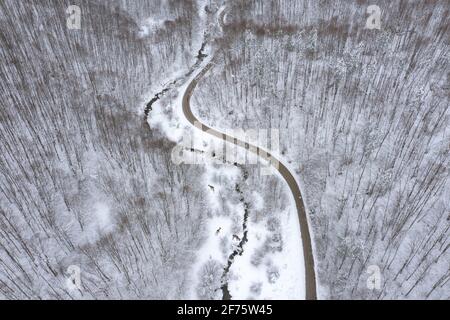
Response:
0,0,208,299
193,0,449,299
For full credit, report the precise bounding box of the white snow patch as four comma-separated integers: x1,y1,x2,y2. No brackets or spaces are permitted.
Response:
93,202,112,232
188,215,232,298
252,191,264,211
228,207,305,300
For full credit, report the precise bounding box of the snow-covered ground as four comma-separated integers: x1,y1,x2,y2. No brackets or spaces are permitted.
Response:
226,207,305,299
183,158,305,299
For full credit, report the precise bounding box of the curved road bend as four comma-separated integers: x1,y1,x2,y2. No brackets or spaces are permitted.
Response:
182,62,318,300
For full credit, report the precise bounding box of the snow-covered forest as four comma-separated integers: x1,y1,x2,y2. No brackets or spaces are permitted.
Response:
0,0,211,299
0,0,448,300
192,0,449,299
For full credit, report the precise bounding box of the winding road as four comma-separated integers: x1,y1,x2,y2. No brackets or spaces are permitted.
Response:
180,8,317,300
147,5,317,300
